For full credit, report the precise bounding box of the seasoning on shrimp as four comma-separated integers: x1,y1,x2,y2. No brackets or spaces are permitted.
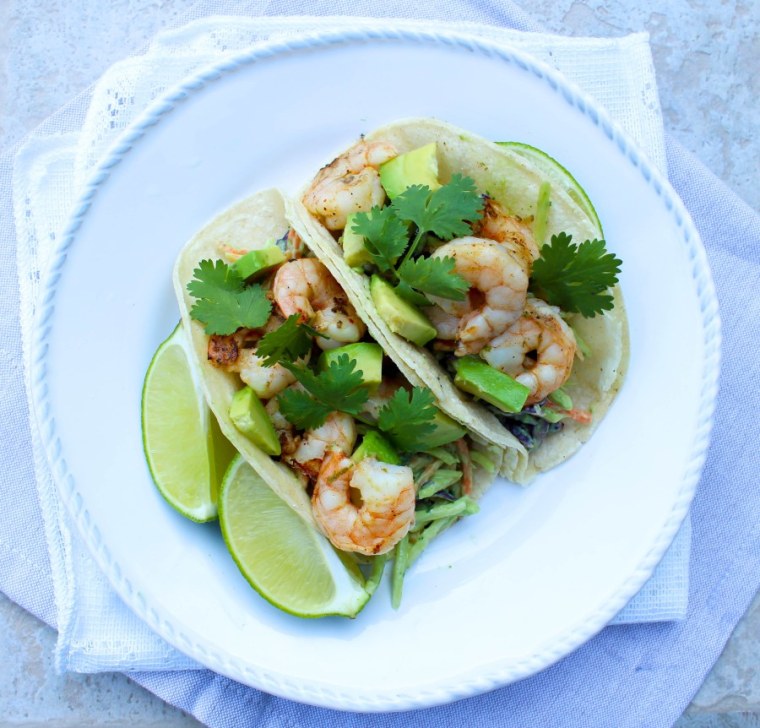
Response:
273,258,366,349
426,237,529,356
312,451,416,555
302,139,398,231
482,297,576,405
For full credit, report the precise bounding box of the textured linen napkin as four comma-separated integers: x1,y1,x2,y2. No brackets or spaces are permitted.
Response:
12,15,688,674
2,3,758,727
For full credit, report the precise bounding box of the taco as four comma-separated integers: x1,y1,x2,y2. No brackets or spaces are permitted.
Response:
289,118,629,483
173,188,501,593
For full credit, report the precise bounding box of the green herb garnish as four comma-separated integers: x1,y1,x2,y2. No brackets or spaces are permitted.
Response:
530,232,622,317
351,174,483,303
277,354,369,430
377,387,438,449
256,314,317,367
187,259,271,335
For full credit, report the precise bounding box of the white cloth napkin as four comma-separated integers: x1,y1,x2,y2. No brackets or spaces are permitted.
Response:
14,16,690,673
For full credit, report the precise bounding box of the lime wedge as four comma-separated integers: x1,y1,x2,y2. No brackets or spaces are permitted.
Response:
142,323,231,522
218,455,370,618
497,141,603,235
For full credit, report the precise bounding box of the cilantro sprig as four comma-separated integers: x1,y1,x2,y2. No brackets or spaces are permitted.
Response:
353,209,409,273
393,174,483,254
397,256,469,302
350,174,483,303
256,314,318,367
187,259,271,335
277,354,369,430
377,387,438,449
530,233,622,317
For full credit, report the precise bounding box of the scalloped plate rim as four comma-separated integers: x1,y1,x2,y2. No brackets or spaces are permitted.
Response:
30,26,720,711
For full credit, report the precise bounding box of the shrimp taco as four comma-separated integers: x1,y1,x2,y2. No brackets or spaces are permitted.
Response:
173,188,501,604
290,118,629,484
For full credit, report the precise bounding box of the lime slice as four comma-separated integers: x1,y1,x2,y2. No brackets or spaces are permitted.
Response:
142,323,231,522
219,455,370,618
497,141,603,235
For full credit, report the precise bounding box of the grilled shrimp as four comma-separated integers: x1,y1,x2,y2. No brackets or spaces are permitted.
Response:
302,140,397,230
291,411,357,481
272,258,366,350
426,237,529,355
207,317,302,400
472,196,539,268
265,396,301,460
426,305,459,342
235,350,297,399
312,451,415,555
481,297,576,405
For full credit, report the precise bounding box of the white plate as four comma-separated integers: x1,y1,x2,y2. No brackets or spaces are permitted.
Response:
33,29,719,711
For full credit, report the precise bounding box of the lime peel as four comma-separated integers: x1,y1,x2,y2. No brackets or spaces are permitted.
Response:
142,323,229,522
496,141,603,236
218,455,370,618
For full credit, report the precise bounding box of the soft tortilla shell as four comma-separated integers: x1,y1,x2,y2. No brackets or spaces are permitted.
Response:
292,118,629,483
173,189,317,527
174,188,498,531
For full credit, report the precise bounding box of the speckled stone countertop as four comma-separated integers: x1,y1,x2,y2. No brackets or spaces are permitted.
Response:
1,1,757,726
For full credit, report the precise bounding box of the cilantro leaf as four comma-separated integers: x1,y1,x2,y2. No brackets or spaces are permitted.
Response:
187,258,242,299
278,354,370,429
393,280,432,308
256,314,315,367
350,207,409,273
392,175,483,241
377,387,438,450
187,259,271,335
278,388,333,431
397,256,470,302
530,233,622,317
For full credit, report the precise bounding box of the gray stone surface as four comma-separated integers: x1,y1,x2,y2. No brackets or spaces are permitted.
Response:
0,593,201,726
1,0,757,726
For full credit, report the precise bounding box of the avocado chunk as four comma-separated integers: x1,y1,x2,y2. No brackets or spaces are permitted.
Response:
370,275,437,346
352,430,401,465
454,356,530,414
318,342,383,388
379,143,441,199
341,212,374,268
232,246,285,281
419,410,467,450
228,386,281,456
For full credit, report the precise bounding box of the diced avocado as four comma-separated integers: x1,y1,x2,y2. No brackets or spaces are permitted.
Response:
370,275,436,346
418,410,467,450
454,356,530,414
352,430,400,465
228,386,280,456
318,342,383,388
379,143,441,199
232,246,285,281
341,212,373,268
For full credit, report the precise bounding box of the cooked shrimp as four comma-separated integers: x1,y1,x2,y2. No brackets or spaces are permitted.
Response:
235,350,297,399
272,258,366,350
472,196,539,267
207,317,306,399
302,140,397,230
426,305,459,341
426,237,529,355
312,451,415,555
481,297,576,405
265,396,301,460
291,411,357,481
